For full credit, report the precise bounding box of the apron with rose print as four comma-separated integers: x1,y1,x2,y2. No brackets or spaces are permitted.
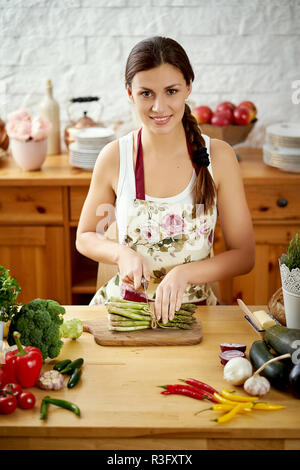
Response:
90,127,218,306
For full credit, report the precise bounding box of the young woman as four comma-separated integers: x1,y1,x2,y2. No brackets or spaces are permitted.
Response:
76,36,255,325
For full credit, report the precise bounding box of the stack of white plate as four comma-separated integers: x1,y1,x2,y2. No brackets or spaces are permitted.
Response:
263,122,300,173
69,126,115,170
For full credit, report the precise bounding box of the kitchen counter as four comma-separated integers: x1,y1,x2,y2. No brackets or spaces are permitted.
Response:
1,148,300,186
1,304,299,451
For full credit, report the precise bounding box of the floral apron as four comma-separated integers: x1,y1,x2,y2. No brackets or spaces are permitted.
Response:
90,128,218,306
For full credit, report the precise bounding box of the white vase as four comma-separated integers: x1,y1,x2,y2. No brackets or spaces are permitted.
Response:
10,137,47,171
279,258,300,329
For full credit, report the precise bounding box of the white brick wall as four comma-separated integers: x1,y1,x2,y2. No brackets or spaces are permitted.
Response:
0,0,299,148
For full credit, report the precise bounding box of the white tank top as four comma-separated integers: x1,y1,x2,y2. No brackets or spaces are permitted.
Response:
115,130,217,244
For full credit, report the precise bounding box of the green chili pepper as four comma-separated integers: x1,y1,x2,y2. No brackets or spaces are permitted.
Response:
60,358,84,374
53,359,71,372
67,368,82,389
42,396,81,417
40,397,50,420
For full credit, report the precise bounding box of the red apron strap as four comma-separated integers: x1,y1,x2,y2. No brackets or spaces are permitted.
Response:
135,127,198,200
135,127,145,200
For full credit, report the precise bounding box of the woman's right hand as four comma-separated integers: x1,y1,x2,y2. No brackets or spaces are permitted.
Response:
117,245,151,289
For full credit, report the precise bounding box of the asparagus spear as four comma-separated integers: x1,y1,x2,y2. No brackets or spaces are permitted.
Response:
107,306,151,321
110,320,151,327
109,298,149,308
109,325,150,331
158,322,192,329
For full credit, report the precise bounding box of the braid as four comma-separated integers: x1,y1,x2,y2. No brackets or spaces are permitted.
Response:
182,104,217,214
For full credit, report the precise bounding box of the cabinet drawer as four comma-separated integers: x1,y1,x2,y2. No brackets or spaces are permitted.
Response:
70,187,88,221
0,187,63,224
245,185,300,220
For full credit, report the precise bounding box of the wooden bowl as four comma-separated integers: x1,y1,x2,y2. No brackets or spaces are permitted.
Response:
199,119,257,146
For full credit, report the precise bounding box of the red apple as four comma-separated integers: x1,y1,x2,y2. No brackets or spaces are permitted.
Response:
238,101,257,121
215,101,236,113
233,106,251,125
211,112,232,127
215,108,234,123
192,105,213,124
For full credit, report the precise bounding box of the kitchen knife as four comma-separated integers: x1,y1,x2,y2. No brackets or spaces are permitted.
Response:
141,277,157,326
141,276,149,306
237,298,264,332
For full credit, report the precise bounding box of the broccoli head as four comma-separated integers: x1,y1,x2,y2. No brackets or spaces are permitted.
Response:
7,298,65,361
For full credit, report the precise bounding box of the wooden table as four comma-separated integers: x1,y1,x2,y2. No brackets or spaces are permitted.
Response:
0,305,299,451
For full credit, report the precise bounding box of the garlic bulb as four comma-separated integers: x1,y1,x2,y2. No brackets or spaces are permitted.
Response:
244,374,270,396
36,370,65,390
223,357,253,386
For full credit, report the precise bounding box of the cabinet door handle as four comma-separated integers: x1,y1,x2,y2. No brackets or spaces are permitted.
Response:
277,198,288,208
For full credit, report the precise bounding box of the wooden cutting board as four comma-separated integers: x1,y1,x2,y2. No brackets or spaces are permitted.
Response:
82,315,202,346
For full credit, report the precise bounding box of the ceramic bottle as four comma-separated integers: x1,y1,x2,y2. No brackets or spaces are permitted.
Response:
39,79,61,155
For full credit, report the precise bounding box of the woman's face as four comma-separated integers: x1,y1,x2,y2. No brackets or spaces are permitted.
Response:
127,63,192,134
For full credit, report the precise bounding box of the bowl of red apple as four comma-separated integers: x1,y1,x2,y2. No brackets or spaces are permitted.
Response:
192,101,257,146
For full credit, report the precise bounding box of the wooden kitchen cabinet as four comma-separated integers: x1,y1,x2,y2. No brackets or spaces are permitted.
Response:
214,159,300,305
0,185,68,304
0,225,67,304
0,148,299,306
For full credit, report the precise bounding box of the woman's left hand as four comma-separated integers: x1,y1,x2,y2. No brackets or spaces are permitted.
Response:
154,265,190,324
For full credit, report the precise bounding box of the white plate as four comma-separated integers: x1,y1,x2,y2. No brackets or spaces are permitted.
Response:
263,143,300,157
74,127,115,139
266,122,300,139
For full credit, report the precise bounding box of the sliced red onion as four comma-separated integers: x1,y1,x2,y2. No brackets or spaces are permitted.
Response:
219,349,246,365
120,282,148,303
220,342,247,353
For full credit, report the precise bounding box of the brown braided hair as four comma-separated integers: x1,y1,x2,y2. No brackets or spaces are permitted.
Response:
125,36,217,214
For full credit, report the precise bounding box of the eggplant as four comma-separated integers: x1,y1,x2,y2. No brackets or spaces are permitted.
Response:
289,363,300,397
249,340,290,390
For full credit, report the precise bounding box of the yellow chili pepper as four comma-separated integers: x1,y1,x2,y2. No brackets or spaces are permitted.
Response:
221,388,259,402
211,403,253,413
213,403,244,424
213,392,239,405
252,403,286,410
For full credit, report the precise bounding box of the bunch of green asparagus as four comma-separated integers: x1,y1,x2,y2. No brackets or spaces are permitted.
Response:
106,297,197,331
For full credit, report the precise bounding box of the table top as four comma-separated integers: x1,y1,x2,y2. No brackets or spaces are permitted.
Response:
1,304,299,448
1,148,300,186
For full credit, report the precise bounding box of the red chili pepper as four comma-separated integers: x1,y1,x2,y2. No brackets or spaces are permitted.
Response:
161,384,217,403
161,388,205,400
3,332,42,388
180,378,219,395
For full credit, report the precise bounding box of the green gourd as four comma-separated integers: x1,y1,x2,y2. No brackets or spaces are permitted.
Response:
264,325,300,356
249,340,290,390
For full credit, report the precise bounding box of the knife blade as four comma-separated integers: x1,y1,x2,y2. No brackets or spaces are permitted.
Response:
141,276,149,306
141,277,157,325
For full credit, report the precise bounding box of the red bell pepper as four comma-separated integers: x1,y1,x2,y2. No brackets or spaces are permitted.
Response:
3,331,43,388
0,367,9,388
